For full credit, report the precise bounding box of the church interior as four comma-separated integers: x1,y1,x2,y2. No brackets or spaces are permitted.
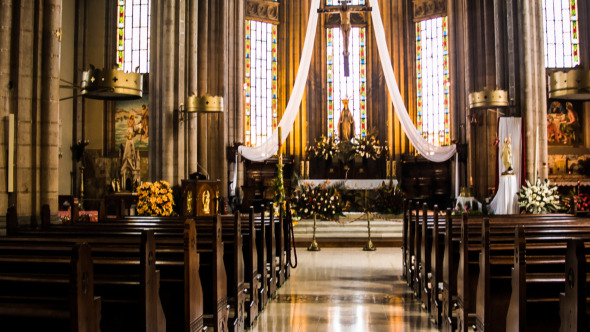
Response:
1,0,590,331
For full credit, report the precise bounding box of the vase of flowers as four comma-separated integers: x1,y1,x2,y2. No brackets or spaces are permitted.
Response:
517,178,561,214
137,180,175,216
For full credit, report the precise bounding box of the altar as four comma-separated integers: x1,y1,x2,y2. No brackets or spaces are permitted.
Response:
299,179,397,190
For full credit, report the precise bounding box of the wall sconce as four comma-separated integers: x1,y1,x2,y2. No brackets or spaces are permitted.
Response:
186,93,224,113
80,65,143,100
548,68,590,100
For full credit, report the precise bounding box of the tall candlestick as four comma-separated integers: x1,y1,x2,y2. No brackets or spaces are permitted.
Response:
300,161,305,179
305,161,310,179
386,159,391,178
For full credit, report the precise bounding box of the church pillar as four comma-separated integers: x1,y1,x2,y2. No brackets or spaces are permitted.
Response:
187,0,198,175
196,0,208,175
15,0,40,226
161,0,177,184
40,0,62,219
517,0,546,181
0,0,12,232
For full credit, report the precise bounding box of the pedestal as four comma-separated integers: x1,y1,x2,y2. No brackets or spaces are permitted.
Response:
181,179,221,217
489,174,519,214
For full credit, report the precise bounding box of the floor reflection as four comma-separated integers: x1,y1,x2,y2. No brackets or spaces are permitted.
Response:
252,248,438,332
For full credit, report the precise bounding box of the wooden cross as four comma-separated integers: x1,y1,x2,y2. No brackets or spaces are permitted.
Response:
318,0,371,77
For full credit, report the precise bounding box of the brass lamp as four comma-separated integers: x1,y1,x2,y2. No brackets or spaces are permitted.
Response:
80,65,143,100
186,93,224,113
469,88,509,109
548,68,590,100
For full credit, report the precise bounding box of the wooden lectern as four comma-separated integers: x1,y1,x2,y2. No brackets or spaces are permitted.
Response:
181,179,221,217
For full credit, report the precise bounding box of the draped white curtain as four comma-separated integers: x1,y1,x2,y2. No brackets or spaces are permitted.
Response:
238,0,456,163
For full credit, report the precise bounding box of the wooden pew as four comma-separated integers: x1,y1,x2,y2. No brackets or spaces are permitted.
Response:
559,238,589,332
0,242,101,332
505,226,590,332
0,229,168,331
6,218,203,332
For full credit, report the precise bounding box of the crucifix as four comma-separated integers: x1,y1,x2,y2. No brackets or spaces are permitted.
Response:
318,0,372,77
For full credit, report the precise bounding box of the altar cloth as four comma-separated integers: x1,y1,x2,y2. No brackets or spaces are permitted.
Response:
489,175,519,214
300,179,397,190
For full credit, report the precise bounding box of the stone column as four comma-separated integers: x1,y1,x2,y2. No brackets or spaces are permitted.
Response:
161,0,177,183
0,0,12,232
519,0,547,181
197,0,208,175
40,0,62,219
187,0,198,175
15,0,38,225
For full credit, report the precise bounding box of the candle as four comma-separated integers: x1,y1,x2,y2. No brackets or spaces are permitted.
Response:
305,161,310,178
300,161,305,179
386,159,391,178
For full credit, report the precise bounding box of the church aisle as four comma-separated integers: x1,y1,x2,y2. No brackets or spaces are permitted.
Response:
252,248,438,331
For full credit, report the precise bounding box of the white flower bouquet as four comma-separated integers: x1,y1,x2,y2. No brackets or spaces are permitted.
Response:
517,178,561,214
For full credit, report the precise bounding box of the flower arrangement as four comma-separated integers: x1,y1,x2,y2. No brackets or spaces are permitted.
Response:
137,180,175,216
563,192,590,212
353,134,383,160
372,181,404,214
289,183,344,220
307,135,339,160
517,178,561,214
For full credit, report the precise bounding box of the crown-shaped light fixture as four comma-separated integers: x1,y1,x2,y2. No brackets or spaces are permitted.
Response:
80,65,143,100
186,93,224,113
548,68,590,100
469,87,509,109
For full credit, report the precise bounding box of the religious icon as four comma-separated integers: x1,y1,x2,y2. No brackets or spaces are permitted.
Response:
202,190,211,215
501,136,514,175
547,100,582,146
338,98,355,141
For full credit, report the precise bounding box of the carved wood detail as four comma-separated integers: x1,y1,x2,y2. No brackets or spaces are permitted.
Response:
246,0,280,25
413,0,446,22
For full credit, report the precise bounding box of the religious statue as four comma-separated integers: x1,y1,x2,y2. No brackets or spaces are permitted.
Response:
501,136,514,175
338,99,355,141
202,190,211,215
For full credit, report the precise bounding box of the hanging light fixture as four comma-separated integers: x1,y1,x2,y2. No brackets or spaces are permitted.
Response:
469,87,509,109
80,65,143,100
185,93,224,113
548,68,590,100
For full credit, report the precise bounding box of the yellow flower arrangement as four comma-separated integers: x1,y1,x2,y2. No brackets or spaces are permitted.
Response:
136,180,175,216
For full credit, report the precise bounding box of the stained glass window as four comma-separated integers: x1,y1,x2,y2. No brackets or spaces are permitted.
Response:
543,0,579,68
326,0,367,138
117,0,150,73
244,19,278,147
416,17,450,147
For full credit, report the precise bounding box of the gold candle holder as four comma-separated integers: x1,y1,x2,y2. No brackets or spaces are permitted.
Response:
386,159,391,178
305,161,310,179
300,161,305,179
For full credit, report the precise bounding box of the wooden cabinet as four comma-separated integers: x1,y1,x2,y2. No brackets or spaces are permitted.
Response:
181,180,221,217
400,155,452,206
241,158,292,211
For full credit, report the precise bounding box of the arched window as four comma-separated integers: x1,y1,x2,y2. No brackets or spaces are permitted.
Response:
326,0,367,138
543,0,579,68
117,0,150,73
244,19,278,147
416,16,450,147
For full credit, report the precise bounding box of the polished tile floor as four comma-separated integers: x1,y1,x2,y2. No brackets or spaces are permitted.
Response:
252,248,439,332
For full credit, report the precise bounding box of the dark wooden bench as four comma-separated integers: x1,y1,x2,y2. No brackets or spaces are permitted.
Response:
5,217,204,332
0,242,101,332
559,238,590,332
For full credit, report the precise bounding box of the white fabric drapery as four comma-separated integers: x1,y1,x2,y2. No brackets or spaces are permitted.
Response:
238,0,321,161
238,0,456,163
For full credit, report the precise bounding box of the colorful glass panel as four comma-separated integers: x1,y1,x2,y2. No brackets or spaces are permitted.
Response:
416,17,450,147
543,0,580,68
117,0,150,73
244,20,278,147
327,0,366,138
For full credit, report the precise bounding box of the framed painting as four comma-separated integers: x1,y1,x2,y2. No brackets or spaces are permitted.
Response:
547,100,583,147
115,94,149,150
